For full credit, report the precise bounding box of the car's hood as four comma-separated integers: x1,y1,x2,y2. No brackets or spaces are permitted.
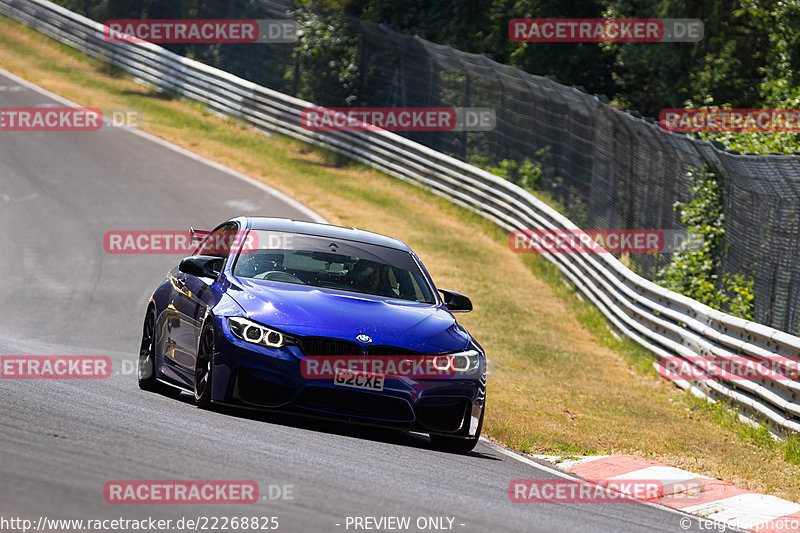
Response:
227,277,470,352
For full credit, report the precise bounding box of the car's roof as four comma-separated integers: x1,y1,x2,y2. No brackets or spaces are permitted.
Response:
244,217,412,252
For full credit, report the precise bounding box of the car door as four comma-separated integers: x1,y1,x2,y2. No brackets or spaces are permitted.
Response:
170,222,238,383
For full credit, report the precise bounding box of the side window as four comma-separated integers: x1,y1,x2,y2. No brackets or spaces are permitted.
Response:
195,222,239,272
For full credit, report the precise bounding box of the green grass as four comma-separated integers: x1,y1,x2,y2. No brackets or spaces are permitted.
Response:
519,251,662,378
684,393,800,466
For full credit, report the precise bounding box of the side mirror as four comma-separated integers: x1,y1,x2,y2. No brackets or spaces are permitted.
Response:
179,255,221,279
439,289,473,313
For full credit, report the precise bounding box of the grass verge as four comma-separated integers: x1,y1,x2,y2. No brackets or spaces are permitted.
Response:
2,14,800,501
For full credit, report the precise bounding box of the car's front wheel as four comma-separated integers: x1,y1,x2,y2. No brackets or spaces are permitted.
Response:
194,322,215,408
429,403,484,454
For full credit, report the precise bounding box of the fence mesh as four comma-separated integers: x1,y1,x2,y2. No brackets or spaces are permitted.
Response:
52,0,800,334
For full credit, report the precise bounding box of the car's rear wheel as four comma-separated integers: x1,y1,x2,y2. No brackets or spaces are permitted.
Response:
138,307,182,397
138,308,159,391
429,403,484,454
194,322,215,408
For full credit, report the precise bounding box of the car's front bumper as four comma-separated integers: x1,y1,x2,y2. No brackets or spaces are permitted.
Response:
211,318,486,438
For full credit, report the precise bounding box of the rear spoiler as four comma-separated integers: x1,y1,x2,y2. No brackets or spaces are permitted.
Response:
189,227,211,244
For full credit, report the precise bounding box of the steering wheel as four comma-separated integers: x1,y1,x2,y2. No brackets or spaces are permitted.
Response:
254,271,305,284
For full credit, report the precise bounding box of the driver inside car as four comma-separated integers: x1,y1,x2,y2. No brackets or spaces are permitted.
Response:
347,260,393,296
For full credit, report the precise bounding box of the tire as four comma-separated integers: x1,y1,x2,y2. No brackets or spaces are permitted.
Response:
429,402,484,454
138,307,160,391
194,321,215,408
138,307,182,397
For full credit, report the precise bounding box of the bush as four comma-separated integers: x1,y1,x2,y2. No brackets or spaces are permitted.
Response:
657,166,754,319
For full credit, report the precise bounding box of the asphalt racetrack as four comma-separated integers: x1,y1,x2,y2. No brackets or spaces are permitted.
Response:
0,70,718,533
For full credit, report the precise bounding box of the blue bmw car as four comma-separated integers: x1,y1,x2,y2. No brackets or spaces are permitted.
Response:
138,217,486,452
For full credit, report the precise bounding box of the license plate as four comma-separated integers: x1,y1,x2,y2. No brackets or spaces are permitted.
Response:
334,368,385,391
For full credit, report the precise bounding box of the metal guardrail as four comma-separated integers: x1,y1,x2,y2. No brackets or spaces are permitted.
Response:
4,0,800,434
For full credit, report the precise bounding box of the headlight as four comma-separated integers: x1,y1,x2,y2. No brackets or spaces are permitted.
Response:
227,317,285,348
435,349,481,373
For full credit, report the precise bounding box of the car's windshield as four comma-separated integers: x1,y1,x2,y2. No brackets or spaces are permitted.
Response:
233,230,436,304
